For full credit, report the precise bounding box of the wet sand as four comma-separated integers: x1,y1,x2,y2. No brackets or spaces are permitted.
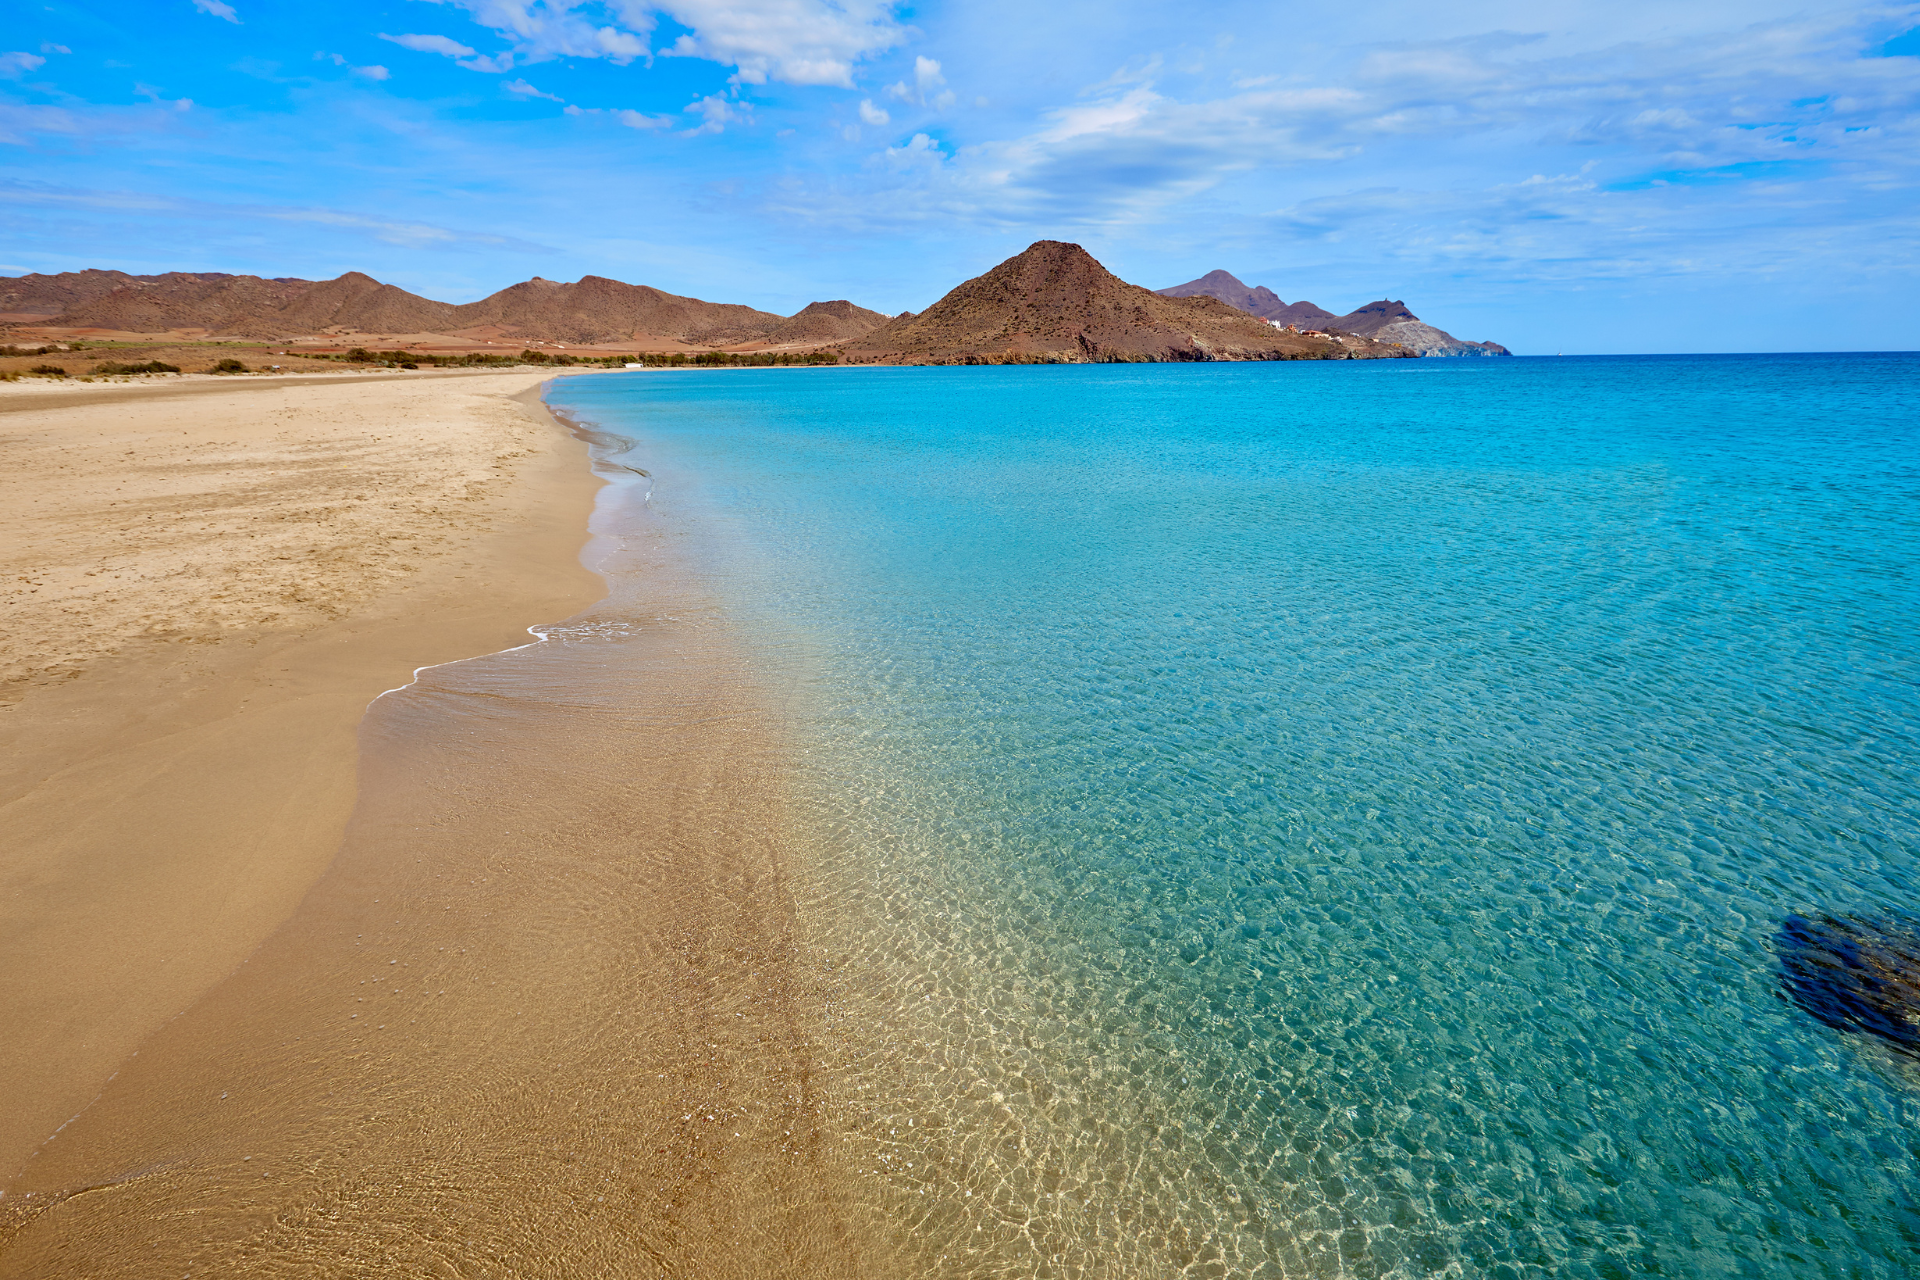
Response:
0,371,603,1186
0,376,889,1277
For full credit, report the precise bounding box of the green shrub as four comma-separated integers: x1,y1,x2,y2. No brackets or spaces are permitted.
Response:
28,363,66,376
211,358,247,373
94,360,181,375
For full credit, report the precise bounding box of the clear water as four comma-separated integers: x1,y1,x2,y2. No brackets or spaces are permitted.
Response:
548,355,1920,1279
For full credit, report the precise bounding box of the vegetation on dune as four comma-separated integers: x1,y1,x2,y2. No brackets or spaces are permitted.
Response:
211,357,249,373
308,347,842,369
27,363,67,376
93,360,182,375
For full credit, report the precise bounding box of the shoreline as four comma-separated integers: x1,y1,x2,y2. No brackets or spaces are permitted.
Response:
0,371,889,1278
0,371,607,1180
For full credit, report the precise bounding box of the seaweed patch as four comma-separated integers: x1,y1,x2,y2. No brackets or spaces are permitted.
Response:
1777,914,1920,1056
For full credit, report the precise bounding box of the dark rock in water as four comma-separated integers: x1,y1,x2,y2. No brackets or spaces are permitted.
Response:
1777,914,1920,1055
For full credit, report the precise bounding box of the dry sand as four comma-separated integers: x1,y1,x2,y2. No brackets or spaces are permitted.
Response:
0,369,890,1278
0,370,606,1180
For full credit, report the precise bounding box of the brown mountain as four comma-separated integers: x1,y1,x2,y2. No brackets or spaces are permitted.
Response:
1159,271,1509,356
13,270,455,337
842,241,1408,365
2,268,880,348
758,300,890,345
1157,269,1288,320
447,276,784,346
0,268,148,322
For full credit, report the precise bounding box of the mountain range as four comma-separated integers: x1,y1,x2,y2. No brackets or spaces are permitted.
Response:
841,242,1408,364
0,269,889,348
1,253,1502,360
1157,270,1510,357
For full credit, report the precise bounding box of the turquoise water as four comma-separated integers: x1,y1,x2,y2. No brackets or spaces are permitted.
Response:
549,355,1920,1279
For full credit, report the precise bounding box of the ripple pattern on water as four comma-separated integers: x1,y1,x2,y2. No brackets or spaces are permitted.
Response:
553,355,1920,1279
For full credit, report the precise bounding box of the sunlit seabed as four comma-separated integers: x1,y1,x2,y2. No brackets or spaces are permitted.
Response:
550,355,1920,1279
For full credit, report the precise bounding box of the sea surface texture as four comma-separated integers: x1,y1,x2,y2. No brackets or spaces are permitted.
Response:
549,354,1920,1280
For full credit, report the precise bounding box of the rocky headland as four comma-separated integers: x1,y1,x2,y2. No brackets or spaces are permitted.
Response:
1158,271,1511,357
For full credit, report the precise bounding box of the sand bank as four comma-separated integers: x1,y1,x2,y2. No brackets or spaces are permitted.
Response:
0,370,605,1180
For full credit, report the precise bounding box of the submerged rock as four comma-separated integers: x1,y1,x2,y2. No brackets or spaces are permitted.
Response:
1777,914,1920,1055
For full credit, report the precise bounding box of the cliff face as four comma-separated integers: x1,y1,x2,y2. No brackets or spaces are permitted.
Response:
1157,273,1510,356
842,242,1409,365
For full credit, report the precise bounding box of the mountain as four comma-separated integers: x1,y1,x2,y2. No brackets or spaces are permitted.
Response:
6,270,455,337
757,300,890,345
0,269,889,348
0,268,151,322
1314,299,1511,357
446,275,784,346
841,242,1409,365
1157,271,1510,356
1157,269,1288,320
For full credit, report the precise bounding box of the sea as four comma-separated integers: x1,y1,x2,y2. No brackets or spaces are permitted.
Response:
545,353,1920,1279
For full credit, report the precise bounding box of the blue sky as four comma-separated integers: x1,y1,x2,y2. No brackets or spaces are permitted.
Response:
3,0,1918,352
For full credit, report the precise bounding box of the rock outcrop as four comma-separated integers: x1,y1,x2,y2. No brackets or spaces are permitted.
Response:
840,242,1410,365
1157,271,1510,356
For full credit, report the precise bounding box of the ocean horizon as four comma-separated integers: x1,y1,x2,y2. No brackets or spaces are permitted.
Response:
545,352,1919,1278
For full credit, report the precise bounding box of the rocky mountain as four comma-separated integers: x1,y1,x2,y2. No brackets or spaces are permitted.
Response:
2,270,454,337
1157,269,1289,320
757,300,890,345
1314,299,1511,357
841,242,1409,365
1156,271,1510,356
0,268,892,348
446,275,784,345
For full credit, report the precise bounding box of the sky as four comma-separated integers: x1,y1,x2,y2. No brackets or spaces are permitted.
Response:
3,0,1918,353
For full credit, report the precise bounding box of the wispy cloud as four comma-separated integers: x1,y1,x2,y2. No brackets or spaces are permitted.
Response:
0,51,47,78
0,177,551,252
504,78,563,101
190,0,240,23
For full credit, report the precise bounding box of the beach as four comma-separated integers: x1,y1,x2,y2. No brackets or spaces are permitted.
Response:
0,371,887,1277
0,370,604,1184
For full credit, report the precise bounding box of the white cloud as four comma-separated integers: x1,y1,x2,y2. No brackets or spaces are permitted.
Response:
685,92,750,135
0,52,46,78
416,0,900,85
134,83,194,111
653,0,902,85
41,43,71,55
353,64,391,80
504,78,563,101
381,31,520,72
562,103,675,129
415,1,648,67
859,99,889,125
886,54,951,105
381,33,478,58
191,0,239,23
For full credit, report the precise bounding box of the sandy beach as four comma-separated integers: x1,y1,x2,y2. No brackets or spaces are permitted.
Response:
0,370,605,1181
0,370,886,1278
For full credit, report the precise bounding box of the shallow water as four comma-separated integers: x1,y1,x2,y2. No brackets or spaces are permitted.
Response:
551,355,1920,1279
